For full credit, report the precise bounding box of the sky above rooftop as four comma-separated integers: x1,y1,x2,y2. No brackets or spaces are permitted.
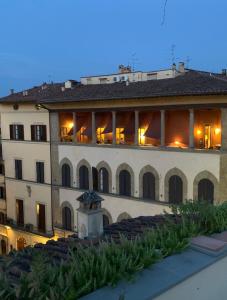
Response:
0,0,226,96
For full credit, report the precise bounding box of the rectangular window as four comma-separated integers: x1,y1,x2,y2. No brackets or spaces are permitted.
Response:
31,125,47,142
15,159,22,180
0,164,4,175
16,199,24,226
10,124,24,140
36,162,45,183
37,203,46,233
0,187,4,199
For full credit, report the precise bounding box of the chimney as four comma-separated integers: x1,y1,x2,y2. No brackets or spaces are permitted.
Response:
178,62,185,73
10,89,14,95
77,191,104,239
41,82,48,90
118,64,132,74
23,90,28,96
65,80,78,89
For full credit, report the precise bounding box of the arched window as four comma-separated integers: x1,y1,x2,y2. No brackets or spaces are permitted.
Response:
62,206,72,231
79,165,89,190
119,170,131,196
198,179,214,204
62,164,71,187
169,175,183,204
143,172,155,200
1,240,7,255
99,168,109,193
103,215,110,227
117,212,131,222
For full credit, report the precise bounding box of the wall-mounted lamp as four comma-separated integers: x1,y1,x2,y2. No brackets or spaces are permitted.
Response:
215,128,221,135
197,129,202,135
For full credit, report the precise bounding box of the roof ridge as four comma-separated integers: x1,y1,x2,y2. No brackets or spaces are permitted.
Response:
193,70,227,83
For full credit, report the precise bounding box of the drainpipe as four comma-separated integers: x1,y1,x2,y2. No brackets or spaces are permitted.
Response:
37,103,54,236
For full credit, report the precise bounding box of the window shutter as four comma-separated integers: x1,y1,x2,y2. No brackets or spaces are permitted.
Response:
38,204,46,232
119,170,131,197
10,125,14,139
62,164,70,187
62,207,72,231
36,162,40,182
16,200,24,226
99,168,109,193
36,162,44,183
143,172,155,200
169,176,183,204
79,166,89,189
18,125,24,140
15,160,22,179
41,125,47,141
92,167,98,191
62,165,66,186
40,162,44,183
31,125,35,141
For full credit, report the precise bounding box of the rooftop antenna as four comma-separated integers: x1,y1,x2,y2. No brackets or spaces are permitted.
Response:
171,44,176,64
48,74,52,84
130,53,140,82
161,0,168,26
171,44,180,65
131,52,140,72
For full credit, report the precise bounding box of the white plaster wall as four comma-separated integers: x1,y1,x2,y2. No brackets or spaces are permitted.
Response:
0,174,5,184
0,199,6,211
1,105,51,183
3,141,51,183
59,188,170,227
80,69,175,85
58,145,220,201
5,179,52,232
1,108,50,141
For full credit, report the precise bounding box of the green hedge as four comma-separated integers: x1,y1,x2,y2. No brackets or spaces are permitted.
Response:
1,201,227,300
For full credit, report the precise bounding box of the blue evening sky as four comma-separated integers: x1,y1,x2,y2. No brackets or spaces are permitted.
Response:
0,0,226,96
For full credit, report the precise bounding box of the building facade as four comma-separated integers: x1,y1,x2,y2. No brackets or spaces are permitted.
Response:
1,64,227,252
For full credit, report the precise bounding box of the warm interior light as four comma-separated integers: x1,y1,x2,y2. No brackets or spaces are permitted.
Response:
174,140,180,146
197,129,202,135
68,122,74,129
36,204,40,214
139,128,145,145
96,127,105,143
116,128,124,144
215,128,221,135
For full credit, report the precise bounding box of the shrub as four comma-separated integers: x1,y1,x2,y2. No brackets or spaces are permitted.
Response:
2,201,227,299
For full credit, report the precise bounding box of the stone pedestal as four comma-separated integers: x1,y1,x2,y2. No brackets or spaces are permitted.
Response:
77,208,103,239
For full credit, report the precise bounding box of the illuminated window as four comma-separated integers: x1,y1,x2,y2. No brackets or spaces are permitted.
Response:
116,128,124,144
138,128,145,145
96,127,105,143
79,127,86,143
